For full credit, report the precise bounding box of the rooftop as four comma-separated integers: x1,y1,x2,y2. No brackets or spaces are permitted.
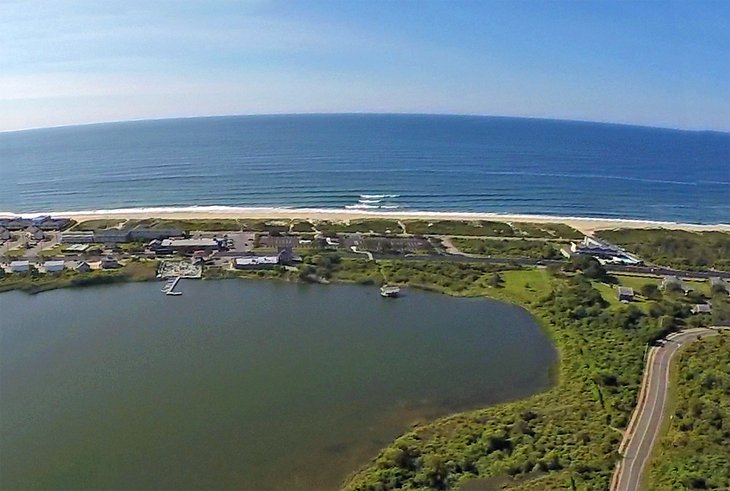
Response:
235,256,279,266
161,238,220,248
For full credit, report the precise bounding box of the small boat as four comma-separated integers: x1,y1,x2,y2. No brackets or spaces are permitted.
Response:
380,285,401,298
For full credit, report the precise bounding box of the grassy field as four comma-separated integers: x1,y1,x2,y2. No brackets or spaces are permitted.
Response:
451,237,562,259
315,219,404,235
512,223,583,240
72,219,127,230
595,229,730,271
645,334,730,490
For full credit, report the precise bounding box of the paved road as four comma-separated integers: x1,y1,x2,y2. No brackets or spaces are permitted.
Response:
611,328,720,491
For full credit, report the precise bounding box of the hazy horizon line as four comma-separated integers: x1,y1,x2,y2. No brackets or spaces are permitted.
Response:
2,111,729,136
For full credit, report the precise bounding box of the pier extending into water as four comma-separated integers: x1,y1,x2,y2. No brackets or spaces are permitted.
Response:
161,276,183,296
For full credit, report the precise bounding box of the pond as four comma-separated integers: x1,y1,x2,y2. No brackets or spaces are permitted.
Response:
0,280,556,490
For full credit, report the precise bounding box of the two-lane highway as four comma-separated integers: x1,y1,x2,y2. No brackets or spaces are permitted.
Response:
611,328,719,491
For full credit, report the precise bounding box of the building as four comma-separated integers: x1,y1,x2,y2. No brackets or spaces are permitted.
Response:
568,236,642,265
277,247,295,264
128,229,184,241
37,218,72,231
1,218,32,230
31,215,51,225
44,260,65,273
160,238,224,254
93,229,131,244
75,261,92,273
10,260,30,273
100,257,119,269
690,304,712,314
61,231,95,244
0,227,10,241
66,244,90,252
709,277,730,295
617,286,635,302
26,226,45,241
233,255,280,269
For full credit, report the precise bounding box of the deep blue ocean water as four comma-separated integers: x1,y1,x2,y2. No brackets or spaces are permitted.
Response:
0,114,728,223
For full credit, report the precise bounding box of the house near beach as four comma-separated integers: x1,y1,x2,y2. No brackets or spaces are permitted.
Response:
26,226,45,241
709,277,729,295
44,260,65,273
690,304,712,314
100,257,119,269
75,261,92,273
10,260,30,273
616,286,634,302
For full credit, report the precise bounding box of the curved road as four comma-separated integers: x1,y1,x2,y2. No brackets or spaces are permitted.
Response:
611,328,720,491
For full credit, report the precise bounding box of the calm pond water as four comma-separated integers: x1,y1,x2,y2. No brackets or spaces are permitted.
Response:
0,280,556,490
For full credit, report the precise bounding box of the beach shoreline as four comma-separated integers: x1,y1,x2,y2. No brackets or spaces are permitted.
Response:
2,206,729,234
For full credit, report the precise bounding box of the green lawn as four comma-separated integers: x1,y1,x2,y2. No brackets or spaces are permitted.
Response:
403,220,516,236
72,219,127,230
451,237,562,259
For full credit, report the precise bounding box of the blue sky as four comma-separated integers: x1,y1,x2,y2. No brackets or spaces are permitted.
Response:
1,0,728,131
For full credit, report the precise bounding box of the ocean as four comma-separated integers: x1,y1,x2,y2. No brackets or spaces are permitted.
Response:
0,114,728,223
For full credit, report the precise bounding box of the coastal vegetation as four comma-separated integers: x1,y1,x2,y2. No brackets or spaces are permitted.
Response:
595,229,730,271
511,223,583,240
451,238,562,260
0,261,157,294
72,218,124,230
342,261,719,490
645,334,730,490
403,220,515,237
316,219,404,235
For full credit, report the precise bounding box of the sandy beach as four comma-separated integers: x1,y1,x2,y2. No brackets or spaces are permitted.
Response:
5,207,728,235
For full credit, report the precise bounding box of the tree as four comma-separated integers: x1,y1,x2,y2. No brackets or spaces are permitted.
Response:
488,273,504,288
640,283,662,300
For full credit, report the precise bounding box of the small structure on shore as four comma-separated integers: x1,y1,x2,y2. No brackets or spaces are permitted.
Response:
380,285,401,298
709,277,729,295
10,260,30,273
616,286,634,302
100,257,119,269
75,261,92,273
43,260,65,273
233,255,280,269
690,303,712,314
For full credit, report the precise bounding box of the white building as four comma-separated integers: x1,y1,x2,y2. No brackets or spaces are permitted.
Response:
44,260,65,273
233,256,280,269
10,260,30,273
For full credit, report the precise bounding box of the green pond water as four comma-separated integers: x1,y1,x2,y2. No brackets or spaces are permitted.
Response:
0,280,556,490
